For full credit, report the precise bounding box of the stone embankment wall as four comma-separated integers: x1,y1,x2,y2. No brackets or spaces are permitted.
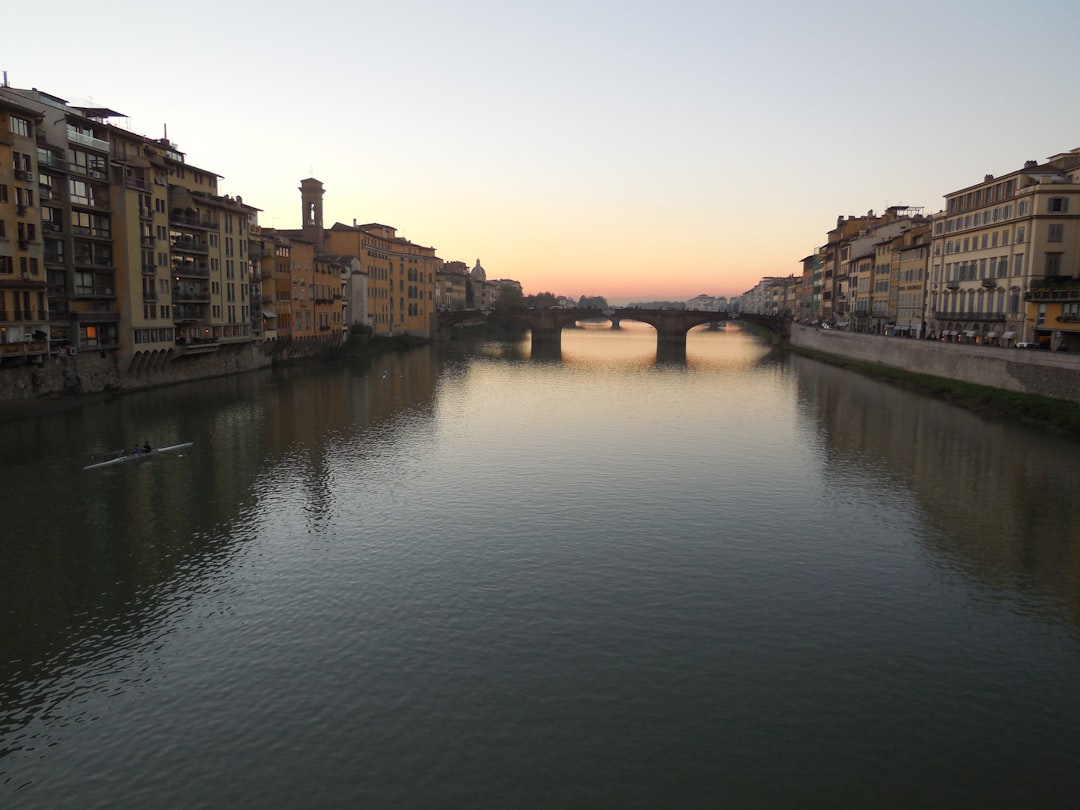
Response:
0,336,342,406
790,324,1080,405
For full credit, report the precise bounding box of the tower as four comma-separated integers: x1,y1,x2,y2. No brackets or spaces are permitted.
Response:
299,178,325,250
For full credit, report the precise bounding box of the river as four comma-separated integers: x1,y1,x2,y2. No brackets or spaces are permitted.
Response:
2,323,1079,808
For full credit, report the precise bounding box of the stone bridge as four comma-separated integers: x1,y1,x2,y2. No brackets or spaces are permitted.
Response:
435,308,789,351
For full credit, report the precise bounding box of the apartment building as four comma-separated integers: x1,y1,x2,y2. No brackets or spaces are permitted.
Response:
820,213,886,324
3,86,125,357
890,223,931,337
846,207,926,333
0,94,49,366
928,150,1080,346
1,84,262,373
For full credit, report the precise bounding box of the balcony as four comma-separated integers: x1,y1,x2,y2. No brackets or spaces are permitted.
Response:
172,261,210,278
66,128,110,151
171,236,209,254
37,153,69,172
173,287,210,303
170,213,218,230
0,340,49,357
1026,287,1080,302
74,286,116,299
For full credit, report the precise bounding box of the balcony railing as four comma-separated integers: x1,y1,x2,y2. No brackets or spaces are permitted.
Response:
38,153,69,172
173,286,209,303
171,236,209,253
66,129,110,151
172,262,210,277
1026,287,1080,301
170,214,218,230
931,311,1006,321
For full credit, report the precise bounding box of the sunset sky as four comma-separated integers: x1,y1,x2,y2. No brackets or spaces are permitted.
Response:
6,0,1080,303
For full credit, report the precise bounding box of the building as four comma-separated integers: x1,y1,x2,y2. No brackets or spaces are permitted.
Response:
929,150,1080,346
845,207,926,334
437,261,469,311
890,223,931,337
0,93,49,366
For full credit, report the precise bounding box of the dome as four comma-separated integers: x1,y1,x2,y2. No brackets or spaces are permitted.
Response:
471,258,486,281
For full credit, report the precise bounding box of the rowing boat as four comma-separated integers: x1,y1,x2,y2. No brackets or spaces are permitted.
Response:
83,442,194,470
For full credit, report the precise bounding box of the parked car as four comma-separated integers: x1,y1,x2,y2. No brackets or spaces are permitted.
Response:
1015,342,1044,350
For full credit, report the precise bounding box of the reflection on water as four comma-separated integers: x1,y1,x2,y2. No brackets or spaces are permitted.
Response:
2,323,1079,807
794,355,1080,626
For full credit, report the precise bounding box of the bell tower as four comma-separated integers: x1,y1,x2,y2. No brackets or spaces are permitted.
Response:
299,178,325,250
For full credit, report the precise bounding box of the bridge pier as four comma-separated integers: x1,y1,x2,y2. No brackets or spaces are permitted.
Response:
531,327,563,348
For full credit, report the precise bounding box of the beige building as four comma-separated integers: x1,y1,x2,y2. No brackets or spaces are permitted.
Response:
437,261,470,311
928,149,1080,346
890,223,931,337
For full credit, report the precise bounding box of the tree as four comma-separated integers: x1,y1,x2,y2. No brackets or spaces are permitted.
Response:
526,291,560,308
493,284,525,310
578,295,608,309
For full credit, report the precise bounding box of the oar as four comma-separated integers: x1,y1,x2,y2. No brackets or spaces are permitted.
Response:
89,449,126,460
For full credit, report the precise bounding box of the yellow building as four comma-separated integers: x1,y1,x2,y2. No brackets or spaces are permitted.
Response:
293,178,434,337
0,94,50,366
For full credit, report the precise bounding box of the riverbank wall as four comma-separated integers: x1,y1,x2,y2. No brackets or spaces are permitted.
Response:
790,323,1080,405
0,336,346,414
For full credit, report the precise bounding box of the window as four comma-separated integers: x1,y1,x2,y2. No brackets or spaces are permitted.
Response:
1049,197,1069,213
1048,224,1064,242
1045,253,1063,276
11,116,30,136
1013,254,1024,276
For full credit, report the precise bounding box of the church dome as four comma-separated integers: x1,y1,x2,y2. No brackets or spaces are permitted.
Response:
471,259,486,281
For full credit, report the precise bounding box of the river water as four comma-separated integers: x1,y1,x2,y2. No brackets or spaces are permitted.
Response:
2,323,1079,808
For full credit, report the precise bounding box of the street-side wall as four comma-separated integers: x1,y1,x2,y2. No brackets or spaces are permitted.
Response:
790,323,1080,405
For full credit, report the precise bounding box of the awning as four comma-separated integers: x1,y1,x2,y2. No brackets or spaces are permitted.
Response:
988,330,1001,337
964,330,978,337
1002,331,1016,339
262,305,277,318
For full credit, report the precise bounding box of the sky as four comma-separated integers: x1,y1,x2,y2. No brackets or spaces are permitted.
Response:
6,0,1080,303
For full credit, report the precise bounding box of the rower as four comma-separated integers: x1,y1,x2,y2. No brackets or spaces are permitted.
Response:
143,441,152,453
